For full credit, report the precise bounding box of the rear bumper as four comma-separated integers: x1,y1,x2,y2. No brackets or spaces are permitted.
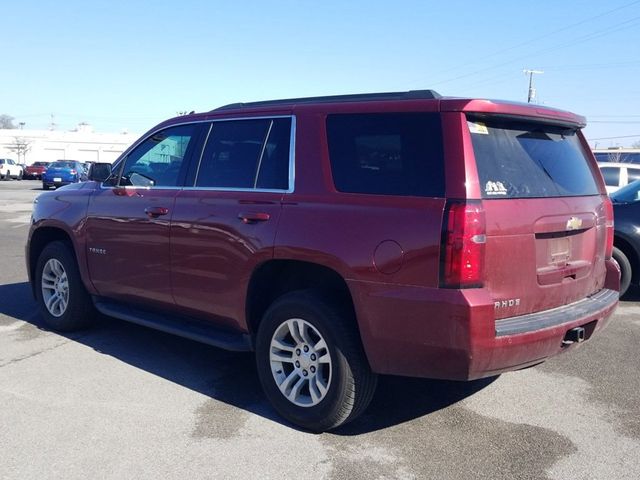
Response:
43,179,74,187
350,259,620,380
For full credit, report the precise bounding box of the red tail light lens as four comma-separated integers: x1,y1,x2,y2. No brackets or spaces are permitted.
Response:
70,169,77,175
603,196,614,260
440,201,486,288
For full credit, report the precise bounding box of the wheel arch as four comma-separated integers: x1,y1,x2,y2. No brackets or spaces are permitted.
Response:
28,226,86,297
614,233,640,284
245,259,360,344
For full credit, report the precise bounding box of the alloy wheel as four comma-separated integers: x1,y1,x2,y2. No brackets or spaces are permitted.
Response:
269,318,332,407
41,258,69,317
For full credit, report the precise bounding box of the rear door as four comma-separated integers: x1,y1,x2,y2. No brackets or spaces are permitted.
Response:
170,117,292,331
466,116,608,318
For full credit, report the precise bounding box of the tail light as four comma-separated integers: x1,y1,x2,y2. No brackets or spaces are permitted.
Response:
603,196,614,260
440,201,486,288
70,169,77,175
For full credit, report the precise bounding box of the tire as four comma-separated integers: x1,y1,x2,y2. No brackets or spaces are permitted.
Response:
35,241,95,331
42,183,49,190
17,171,22,181
613,246,632,297
255,290,377,432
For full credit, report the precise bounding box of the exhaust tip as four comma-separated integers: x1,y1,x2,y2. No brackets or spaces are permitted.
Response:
562,327,586,346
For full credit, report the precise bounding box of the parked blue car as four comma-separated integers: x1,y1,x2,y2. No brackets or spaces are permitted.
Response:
42,160,88,190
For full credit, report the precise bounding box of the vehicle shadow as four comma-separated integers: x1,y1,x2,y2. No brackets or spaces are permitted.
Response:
621,285,640,302
1,281,496,435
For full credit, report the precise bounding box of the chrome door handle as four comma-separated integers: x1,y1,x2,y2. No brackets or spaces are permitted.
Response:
238,212,270,224
145,206,169,218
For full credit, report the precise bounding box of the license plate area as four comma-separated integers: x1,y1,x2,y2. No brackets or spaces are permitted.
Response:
548,237,570,265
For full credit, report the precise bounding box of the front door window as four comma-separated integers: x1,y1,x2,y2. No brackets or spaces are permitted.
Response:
118,125,197,188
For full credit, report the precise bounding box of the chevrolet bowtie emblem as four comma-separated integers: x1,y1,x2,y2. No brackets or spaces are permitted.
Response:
566,216,583,231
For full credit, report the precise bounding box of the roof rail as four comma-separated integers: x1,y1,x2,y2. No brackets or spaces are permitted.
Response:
212,90,441,111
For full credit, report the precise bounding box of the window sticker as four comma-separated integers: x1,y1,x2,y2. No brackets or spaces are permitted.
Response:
485,181,507,195
468,121,489,135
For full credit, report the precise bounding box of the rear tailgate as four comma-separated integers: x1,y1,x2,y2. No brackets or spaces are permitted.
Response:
466,115,608,319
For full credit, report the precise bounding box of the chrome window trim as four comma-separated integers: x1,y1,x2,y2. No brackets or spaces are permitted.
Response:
288,115,296,194
100,115,296,194
181,186,289,194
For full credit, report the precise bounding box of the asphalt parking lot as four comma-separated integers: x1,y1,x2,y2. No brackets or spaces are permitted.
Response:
1,180,639,480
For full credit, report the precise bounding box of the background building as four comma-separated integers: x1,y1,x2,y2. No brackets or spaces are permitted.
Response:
0,124,138,165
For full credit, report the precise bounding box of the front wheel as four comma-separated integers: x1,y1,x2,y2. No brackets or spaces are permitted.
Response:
613,246,632,297
35,241,95,331
255,290,377,432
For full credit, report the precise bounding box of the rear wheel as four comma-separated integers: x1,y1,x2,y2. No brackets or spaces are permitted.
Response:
35,241,95,331
42,183,49,190
255,290,377,432
613,246,632,297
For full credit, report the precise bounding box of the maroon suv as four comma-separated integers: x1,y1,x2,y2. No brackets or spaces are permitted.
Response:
26,91,619,431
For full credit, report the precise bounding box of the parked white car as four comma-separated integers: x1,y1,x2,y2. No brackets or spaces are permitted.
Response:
598,162,640,194
0,159,23,180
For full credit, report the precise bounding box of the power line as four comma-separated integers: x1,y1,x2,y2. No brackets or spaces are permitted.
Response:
431,0,640,78
587,134,640,140
588,121,640,124
538,60,640,71
589,115,640,118
431,15,640,87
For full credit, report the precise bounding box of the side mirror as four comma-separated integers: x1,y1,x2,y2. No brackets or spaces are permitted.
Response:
88,163,112,182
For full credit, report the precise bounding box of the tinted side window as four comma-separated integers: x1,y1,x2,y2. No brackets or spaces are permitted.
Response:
469,118,599,199
256,118,291,190
599,167,620,187
326,113,444,197
626,168,640,184
120,124,197,187
196,120,270,188
595,152,640,164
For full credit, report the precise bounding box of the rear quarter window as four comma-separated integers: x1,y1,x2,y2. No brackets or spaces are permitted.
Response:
326,113,444,197
468,117,599,199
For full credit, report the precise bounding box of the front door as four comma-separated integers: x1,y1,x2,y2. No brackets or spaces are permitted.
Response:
85,123,201,308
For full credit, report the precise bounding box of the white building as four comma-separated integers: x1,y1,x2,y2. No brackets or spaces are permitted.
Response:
0,124,138,165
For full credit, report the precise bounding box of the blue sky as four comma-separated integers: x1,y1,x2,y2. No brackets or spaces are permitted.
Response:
2,0,639,147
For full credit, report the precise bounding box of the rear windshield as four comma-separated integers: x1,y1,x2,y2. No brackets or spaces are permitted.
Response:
468,116,599,199
54,162,76,168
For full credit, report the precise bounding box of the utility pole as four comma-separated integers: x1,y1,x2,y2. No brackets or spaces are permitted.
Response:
523,69,544,103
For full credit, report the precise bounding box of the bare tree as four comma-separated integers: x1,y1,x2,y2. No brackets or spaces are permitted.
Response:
7,137,32,165
0,114,16,129
604,150,623,163
632,140,640,149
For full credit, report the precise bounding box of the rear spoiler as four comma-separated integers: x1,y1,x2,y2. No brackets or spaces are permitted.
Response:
441,99,586,128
